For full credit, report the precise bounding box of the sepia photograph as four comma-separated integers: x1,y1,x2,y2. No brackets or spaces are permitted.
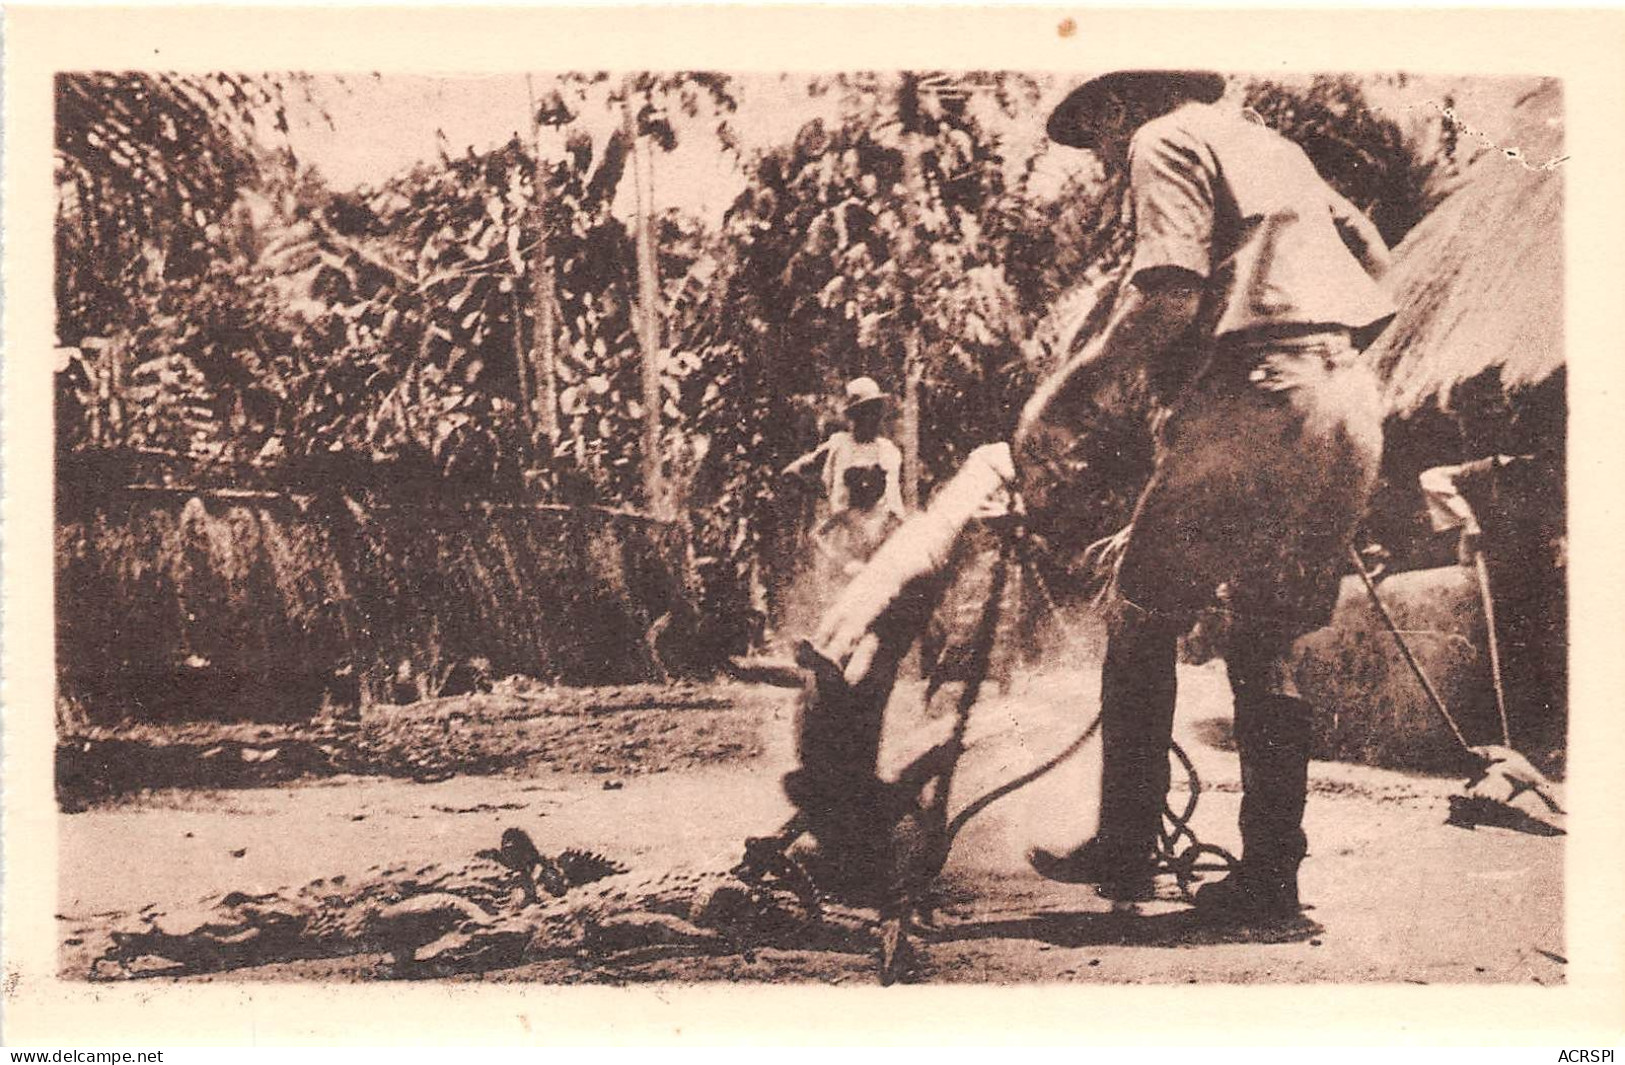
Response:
5,4,1625,1049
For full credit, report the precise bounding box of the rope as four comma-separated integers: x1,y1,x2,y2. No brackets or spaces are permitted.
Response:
940,548,1012,778
743,510,1238,908
938,527,1235,899
944,709,1102,844
1158,742,1239,897
940,531,1080,847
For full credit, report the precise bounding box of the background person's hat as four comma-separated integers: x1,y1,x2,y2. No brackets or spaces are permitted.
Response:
1046,70,1227,148
844,376,888,412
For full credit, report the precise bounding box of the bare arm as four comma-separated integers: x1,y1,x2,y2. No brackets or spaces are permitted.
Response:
1014,122,1210,506
1018,122,1211,450
1013,272,1203,508
782,438,834,479
1017,272,1203,442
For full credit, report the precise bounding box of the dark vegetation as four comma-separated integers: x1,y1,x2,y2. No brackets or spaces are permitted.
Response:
56,71,1495,727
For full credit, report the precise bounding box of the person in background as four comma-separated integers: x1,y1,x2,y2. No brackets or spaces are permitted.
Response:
1420,454,1534,566
781,377,908,616
783,376,906,524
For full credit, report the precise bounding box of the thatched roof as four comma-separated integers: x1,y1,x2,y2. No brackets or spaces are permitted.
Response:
1364,80,1564,417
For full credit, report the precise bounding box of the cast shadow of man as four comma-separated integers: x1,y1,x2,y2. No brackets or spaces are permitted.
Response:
926,905,1323,951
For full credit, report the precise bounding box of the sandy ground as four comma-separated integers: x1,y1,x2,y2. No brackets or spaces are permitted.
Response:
57,662,1565,985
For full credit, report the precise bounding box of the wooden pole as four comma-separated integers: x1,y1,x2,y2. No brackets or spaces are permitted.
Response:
524,75,561,453
1472,548,1514,748
623,79,667,518
1347,545,1474,753
510,289,536,454
896,72,925,510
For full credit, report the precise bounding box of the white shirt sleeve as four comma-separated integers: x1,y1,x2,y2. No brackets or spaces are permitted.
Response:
1419,463,1479,535
824,432,853,512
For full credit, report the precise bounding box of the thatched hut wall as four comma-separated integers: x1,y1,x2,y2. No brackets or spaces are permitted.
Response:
1364,78,1565,421
55,484,689,724
1329,79,1568,766
1362,80,1567,557
1359,80,1565,551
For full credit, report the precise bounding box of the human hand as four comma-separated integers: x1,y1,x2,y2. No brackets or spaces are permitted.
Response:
1457,528,1483,568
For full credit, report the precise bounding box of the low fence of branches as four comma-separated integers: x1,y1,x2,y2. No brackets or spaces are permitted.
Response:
55,471,694,726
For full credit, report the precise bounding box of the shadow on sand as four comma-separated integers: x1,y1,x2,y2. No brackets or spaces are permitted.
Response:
927,905,1322,950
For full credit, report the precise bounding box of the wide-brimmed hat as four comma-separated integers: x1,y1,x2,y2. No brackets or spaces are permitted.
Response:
1046,70,1227,148
844,376,888,412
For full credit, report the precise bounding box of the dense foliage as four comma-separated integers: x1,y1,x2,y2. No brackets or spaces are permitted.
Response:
56,71,1454,661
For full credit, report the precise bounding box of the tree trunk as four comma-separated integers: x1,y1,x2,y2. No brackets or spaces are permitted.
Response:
532,258,560,449
901,335,923,511
623,83,667,518
106,334,126,445
82,336,109,446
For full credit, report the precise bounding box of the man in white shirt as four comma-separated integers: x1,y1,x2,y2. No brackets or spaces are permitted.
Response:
783,376,906,522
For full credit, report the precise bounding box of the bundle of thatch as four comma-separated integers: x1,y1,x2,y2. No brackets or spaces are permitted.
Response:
55,485,691,724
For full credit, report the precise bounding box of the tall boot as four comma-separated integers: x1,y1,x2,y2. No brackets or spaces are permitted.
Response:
1196,691,1312,920
1238,694,1311,880
1029,619,1177,899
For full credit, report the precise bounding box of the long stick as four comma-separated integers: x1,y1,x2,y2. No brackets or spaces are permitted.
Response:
1471,549,1514,747
1346,545,1474,753
524,73,561,451
623,80,667,519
